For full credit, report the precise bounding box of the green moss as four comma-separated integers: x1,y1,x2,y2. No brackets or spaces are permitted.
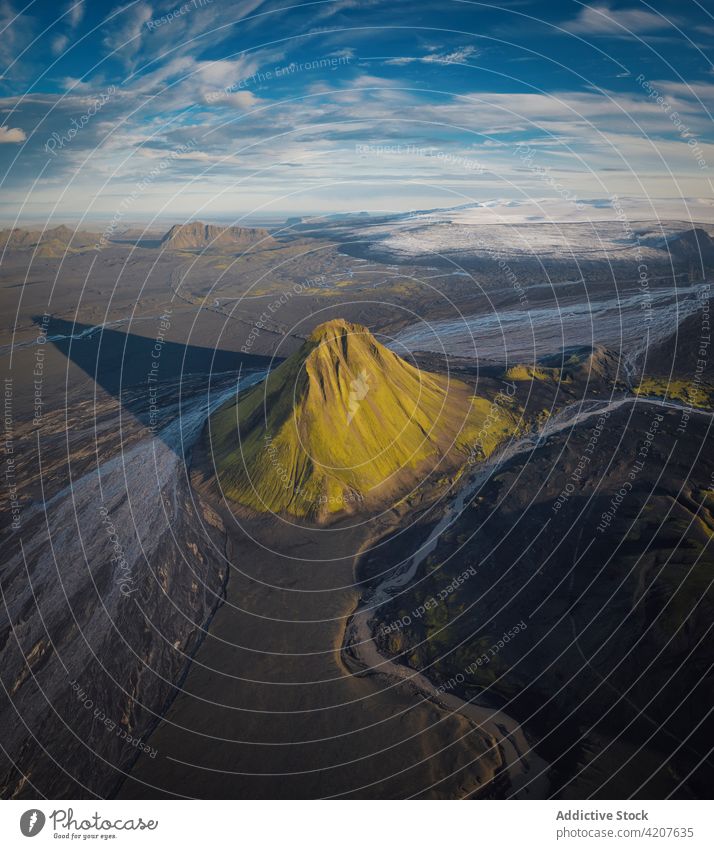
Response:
633,377,712,409
504,364,563,382
208,319,519,519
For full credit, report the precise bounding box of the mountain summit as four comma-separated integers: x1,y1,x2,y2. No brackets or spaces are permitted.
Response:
206,319,515,520
160,221,272,251
662,228,714,266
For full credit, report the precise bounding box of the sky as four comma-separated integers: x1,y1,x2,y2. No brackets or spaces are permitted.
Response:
0,0,713,224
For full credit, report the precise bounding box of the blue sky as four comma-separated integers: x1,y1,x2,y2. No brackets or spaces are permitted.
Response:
0,0,713,223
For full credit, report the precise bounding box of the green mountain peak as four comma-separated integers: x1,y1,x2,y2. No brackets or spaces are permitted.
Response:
206,320,516,521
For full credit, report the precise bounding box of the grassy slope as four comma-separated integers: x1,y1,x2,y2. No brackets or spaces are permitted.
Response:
208,319,518,519
505,364,563,382
633,376,712,409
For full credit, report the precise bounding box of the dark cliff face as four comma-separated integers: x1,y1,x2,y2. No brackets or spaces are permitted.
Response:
639,297,713,379
160,222,272,251
0,437,229,799
663,228,714,266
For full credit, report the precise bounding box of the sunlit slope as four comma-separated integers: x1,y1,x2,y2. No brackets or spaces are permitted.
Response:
207,319,516,519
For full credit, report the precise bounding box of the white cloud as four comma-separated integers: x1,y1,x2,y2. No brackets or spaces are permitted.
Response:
386,45,479,66
102,2,154,62
0,124,25,142
222,90,262,109
565,3,673,36
0,0,37,69
67,1,85,29
52,33,69,55
651,80,714,103
193,57,260,88
424,46,480,64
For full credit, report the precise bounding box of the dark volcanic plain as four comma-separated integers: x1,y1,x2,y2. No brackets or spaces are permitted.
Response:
1,217,713,799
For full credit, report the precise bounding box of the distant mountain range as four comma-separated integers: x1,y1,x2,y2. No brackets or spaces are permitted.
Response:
0,225,98,255
4,209,713,268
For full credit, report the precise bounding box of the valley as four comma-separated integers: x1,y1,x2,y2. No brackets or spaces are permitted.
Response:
1,211,712,800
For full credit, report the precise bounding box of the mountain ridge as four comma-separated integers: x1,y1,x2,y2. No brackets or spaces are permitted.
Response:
160,221,273,251
206,318,517,521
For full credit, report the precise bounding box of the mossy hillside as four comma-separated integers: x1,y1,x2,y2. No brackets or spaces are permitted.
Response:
208,319,518,519
633,377,712,409
505,364,564,382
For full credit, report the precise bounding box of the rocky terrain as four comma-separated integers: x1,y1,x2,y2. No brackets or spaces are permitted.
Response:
0,370,264,798
0,204,712,800
160,222,274,252
364,315,714,799
0,225,99,257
